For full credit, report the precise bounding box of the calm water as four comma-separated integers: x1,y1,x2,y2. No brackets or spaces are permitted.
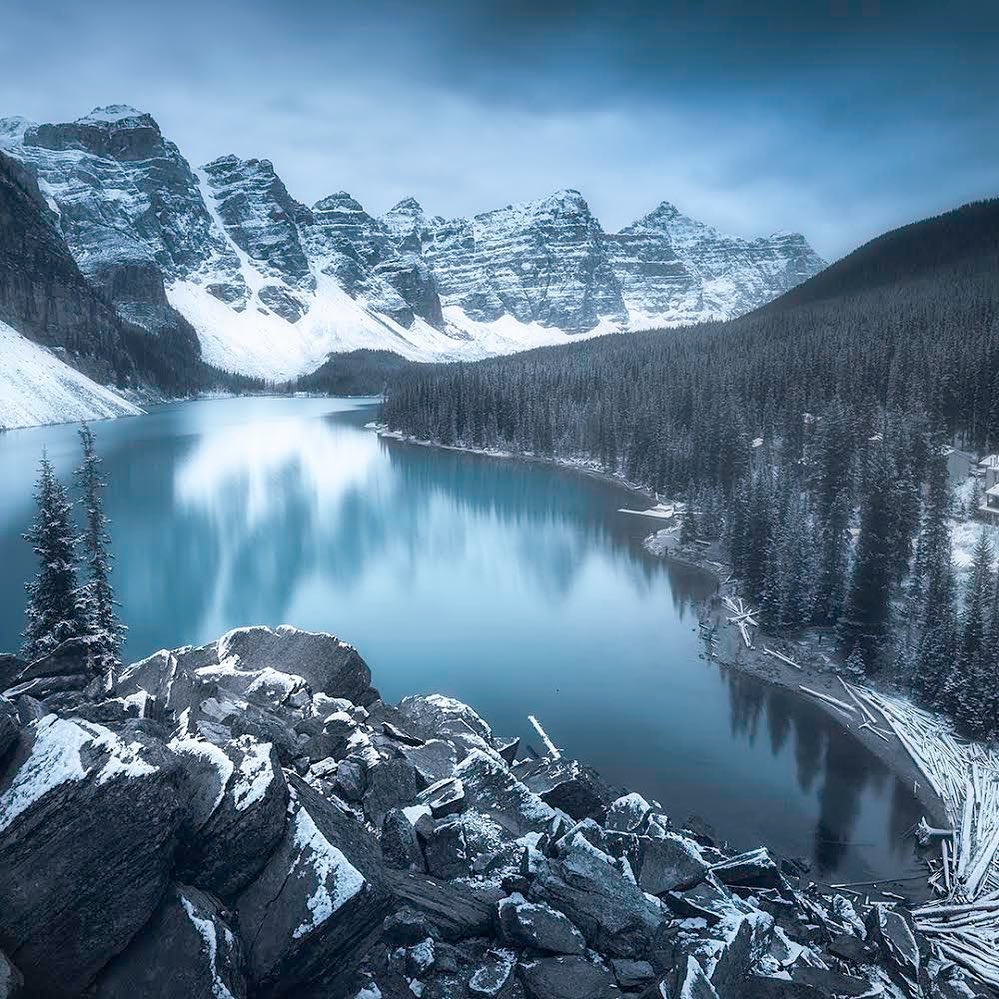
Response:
0,397,923,883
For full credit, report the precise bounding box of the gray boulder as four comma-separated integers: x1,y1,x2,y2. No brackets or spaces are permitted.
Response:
236,777,390,997
403,739,459,784
519,955,621,999
512,757,612,820
177,737,289,899
0,949,22,999
94,884,245,998
496,894,586,955
363,758,422,828
382,809,425,872
455,749,556,836
529,838,662,958
385,870,496,941
0,699,17,763
637,833,709,895
711,848,784,890
424,820,471,880
0,715,183,997
218,625,378,704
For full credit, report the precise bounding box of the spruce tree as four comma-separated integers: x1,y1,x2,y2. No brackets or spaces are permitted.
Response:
22,453,84,661
75,424,125,689
838,449,895,670
952,533,995,736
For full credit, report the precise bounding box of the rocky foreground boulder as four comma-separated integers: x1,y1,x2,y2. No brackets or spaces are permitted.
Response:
0,625,985,998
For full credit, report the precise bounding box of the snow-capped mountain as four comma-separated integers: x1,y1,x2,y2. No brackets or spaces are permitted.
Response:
0,106,826,381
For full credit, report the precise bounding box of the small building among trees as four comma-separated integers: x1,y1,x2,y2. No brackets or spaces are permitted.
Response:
979,483,999,524
943,447,976,485
979,454,999,490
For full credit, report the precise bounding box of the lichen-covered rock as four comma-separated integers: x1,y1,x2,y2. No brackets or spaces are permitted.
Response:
94,884,245,998
236,777,390,997
0,715,184,996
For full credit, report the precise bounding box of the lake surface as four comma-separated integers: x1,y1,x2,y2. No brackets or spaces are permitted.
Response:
0,397,924,883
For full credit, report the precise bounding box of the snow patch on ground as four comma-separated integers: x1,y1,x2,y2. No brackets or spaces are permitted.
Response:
0,320,142,429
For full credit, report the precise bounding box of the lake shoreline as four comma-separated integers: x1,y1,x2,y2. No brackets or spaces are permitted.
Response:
378,424,949,839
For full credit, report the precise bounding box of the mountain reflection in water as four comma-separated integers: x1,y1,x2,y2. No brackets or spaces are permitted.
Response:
0,397,922,883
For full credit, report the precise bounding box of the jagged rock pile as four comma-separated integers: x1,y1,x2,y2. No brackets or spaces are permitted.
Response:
0,627,984,998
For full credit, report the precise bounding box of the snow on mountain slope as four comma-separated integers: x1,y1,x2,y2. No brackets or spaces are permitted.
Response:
0,106,827,383
0,320,142,429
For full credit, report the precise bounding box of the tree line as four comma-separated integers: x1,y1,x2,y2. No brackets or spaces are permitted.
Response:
21,425,125,688
382,224,999,737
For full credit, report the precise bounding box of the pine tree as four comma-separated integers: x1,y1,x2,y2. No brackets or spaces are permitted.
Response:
75,424,125,689
22,453,84,661
838,449,895,670
680,486,699,545
951,533,995,736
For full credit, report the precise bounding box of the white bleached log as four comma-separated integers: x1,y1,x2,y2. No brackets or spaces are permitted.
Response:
763,646,802,670
528,714,561,760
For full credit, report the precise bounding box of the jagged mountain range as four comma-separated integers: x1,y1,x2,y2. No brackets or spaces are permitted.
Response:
0,105,826,382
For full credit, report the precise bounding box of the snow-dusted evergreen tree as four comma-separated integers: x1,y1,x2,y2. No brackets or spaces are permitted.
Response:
75,424,125,688
838,448,895,670
680,486,699,545
949,533,996,736
21,453,84,661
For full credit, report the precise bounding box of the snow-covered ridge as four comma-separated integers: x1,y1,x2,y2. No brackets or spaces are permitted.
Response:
0,320,142,430
0,107,826,381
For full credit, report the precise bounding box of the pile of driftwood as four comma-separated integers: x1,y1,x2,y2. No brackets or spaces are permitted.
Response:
722,595,758,649
837,683,999,988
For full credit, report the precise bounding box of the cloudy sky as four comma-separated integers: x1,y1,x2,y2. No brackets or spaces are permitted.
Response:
2,0,996,260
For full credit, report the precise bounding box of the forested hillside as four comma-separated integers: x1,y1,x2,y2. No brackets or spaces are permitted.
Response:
383,199,999,733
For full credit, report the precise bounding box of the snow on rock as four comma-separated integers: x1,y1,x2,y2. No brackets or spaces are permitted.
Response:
178,737,288,900
289,804,366,939
0,320,141,430
236,778,390,996
0,714,158,831
230,735,276,812
455,748,558,836
0,715,183,996
94,884,246,999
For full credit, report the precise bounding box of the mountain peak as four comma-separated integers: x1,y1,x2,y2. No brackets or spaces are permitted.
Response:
389,196,423,213
76,105,157,130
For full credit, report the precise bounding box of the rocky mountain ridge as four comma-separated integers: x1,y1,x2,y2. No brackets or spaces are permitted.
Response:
0,625,976,999
0,106,826,382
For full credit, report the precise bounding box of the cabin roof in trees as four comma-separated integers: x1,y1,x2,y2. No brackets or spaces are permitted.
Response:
979,454,999,470
751,437,764,449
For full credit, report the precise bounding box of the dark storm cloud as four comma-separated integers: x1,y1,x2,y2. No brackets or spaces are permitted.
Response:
1,0,996,259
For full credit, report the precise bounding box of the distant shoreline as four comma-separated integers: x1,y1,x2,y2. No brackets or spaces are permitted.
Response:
376,423,949,836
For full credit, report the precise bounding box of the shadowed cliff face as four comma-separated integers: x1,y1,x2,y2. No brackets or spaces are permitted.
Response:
0,150,134,382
